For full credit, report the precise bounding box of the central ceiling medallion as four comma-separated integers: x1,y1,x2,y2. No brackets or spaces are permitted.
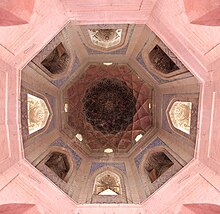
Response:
88,29,122,49
83,78,136,134
64,64,152,152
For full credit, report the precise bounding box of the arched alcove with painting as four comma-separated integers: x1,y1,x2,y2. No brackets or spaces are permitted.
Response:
20,89,52,142
85,167,129,204
166,95,199,141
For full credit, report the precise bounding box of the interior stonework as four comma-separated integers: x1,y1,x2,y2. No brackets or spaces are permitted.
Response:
41,43,69,75
19,23,199,205
145,151,174,183
45,152,70,180
149,45,179,74
0,1,220,213
63,63,153,153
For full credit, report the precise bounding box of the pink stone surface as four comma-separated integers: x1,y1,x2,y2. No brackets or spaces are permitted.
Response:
0,0,35,26
0,203,39,214
61,0,143,11
184,0,220,26
180,203,220,214
0,0,219,213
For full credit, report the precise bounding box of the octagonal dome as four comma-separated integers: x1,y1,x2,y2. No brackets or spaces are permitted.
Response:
62,64,153,153
18,23,200,206
3,1,220,211
0,0,220,213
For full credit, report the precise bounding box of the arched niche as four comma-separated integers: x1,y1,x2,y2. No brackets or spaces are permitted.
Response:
88,29,122,49
142,36,188,81
36,147,76,184
139,146,183,195
41,43,69,76
145,151,174,183
85,167,129,204
21,88,53,142
31,28,76,80
79,24,131,52
0,203,39,214
45,152,70,180
27,94,50,135
169,100,192,135
166,95,199,141
94,172,121,196
149,45,179,74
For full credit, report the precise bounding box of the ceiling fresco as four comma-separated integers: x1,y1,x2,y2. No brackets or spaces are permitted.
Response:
63,64,153,152
27,94,50,134
79,24,133,54
88,29,122,49
83,78,137,134
169,101,192,134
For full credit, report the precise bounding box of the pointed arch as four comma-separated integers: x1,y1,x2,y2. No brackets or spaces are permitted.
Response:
35,146,76,182
21,88,53,142
139,146,183,195
166,95,199,141
85,166,130,204
93,171,121,195
27,94,50,135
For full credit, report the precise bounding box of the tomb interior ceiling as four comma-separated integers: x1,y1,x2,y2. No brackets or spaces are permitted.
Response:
21,22,199,204
63,64,153,153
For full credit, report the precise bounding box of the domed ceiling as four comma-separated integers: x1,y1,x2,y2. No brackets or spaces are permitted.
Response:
2,0,220,212
20,22,199,205
63,64,153,152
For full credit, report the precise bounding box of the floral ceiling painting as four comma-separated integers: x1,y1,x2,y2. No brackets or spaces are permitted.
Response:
27,94,50,134
169,101,192,134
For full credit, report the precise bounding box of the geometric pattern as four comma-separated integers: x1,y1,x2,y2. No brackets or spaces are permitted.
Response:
66,64,152,153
